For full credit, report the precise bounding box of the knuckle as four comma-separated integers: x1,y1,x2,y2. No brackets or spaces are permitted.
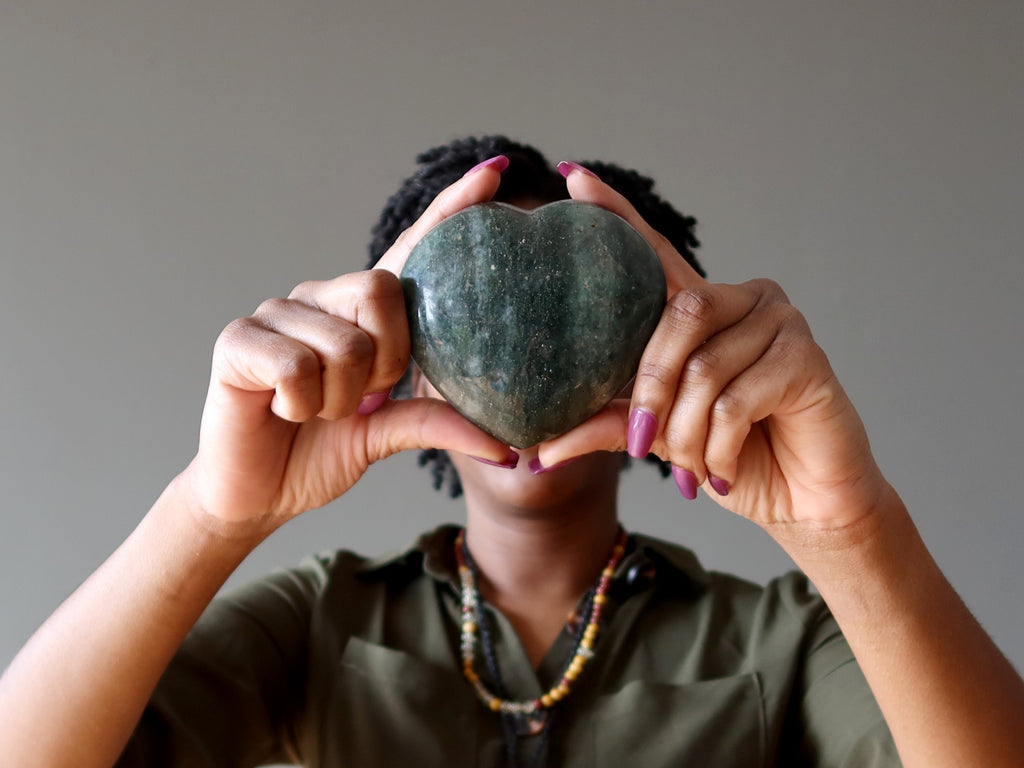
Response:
356,268,403,303
683,346,723,384
635,356,680,390
665,287,718,334
786,331,826,366
749,277,789,304
662,422,695,453
287,280,319,301
218,315,253,341
711,390,745,425
214,317,257,356
772,312,818,358
254,296,292,318
279,346,321,384
768,300,807,329
660,422,705,469
324,327,374,369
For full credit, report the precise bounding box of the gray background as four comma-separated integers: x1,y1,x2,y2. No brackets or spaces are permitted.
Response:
2,0,1022,687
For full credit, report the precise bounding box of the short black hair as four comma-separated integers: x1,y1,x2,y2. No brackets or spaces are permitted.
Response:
367,135,702,497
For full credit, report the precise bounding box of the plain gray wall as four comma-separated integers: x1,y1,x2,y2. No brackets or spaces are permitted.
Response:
3,0,1022,689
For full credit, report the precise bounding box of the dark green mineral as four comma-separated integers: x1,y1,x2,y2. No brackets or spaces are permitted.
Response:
400,200,666,447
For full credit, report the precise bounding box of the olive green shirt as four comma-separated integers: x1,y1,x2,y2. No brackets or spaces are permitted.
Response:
118,525,900,767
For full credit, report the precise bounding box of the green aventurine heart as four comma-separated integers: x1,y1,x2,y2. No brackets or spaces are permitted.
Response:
400,200,666,448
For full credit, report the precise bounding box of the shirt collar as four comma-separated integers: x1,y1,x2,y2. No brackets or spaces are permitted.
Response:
355,524,711,592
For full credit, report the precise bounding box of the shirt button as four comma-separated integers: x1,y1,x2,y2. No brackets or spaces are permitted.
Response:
625,561,656,587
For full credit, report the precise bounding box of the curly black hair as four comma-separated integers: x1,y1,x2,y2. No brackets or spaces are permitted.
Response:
366,135,703,498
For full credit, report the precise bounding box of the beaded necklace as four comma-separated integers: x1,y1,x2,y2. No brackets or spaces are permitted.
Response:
455,527,628,767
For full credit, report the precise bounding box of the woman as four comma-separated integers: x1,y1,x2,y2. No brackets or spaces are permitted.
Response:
1,136,1022,767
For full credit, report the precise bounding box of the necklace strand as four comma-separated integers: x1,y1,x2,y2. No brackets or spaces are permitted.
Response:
463,543,556,768
454,527,628,716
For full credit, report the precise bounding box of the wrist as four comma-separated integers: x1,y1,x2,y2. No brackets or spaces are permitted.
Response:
764,483,916,590
172,461,282,547
150,470,271,578
767,486,952,682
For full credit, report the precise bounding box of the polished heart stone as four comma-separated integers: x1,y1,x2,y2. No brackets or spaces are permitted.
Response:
400,200,666,448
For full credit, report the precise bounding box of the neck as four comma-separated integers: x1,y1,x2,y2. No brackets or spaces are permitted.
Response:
459,460,622,665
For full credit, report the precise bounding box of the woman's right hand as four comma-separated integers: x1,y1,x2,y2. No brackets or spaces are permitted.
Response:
180,163,514,535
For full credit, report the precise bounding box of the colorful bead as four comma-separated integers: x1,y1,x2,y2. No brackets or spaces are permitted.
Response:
455,527,628,715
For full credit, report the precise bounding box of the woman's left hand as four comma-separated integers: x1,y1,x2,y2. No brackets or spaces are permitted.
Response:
538,168,894,537
542,169,1024,768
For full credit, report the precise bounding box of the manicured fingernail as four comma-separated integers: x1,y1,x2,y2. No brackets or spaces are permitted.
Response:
708,475,731,497
556,160,600,180
463,155,510,177
471,448,520,470
357,390,390,415
528,456,578,475
627,407,657,458
671,467,698,500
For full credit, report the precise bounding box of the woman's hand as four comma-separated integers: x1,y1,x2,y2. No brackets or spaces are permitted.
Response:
181,163,514,534
539,168,893,538
540,170,1024,768
0,156,525,768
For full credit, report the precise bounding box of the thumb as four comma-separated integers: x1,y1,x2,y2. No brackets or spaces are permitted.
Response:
535,400,631,469
373,160,505,276
560,164,704,295
362,398,516,466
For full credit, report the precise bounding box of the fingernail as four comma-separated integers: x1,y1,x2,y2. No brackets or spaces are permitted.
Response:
671,467,698,500
463,155,510,177
357,390,390,415
708,475,731,497
556,160,601,181
528,456,578,475
627,407,657,458
471,448,520,470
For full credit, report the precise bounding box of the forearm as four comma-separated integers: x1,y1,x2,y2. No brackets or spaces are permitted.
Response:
0,473,265,768
774,488,1024,768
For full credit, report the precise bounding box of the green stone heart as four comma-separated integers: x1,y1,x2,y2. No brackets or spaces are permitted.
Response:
400,200,666,448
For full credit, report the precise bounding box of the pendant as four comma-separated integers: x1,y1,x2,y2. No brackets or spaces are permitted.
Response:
402,200,665,447
513,710,549,737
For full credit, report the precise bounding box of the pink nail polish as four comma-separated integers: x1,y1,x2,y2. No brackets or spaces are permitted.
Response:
528,456,578,475
463,155,510,177
357,390,390,415
627,407,657,458
556,161,600,181
672,467,699,500
471,448,520,470
708,475,731,497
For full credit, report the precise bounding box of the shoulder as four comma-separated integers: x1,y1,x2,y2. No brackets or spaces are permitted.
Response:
200,525,457,649
631,531,824,618
627,533,835,670
210,547,374,622
217,523,457,612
